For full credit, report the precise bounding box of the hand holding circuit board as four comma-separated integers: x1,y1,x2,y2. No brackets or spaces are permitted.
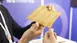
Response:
27,5,61,28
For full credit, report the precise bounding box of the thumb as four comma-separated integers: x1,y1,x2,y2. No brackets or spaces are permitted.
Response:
44,31,50,39
30,22,39,30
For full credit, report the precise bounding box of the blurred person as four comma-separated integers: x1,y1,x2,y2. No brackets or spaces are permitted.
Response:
0,0,44,43
0,0,57,43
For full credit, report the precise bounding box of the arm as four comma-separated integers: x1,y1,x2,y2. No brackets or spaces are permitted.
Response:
0,27,9,43
12,19,35,39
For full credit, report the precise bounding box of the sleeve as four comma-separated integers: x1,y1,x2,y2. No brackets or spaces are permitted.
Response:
12,19,35,39
0,26,9,43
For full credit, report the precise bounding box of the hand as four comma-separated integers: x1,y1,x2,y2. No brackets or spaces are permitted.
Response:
46,4,55,11
43,28,57,43
18,22,44,43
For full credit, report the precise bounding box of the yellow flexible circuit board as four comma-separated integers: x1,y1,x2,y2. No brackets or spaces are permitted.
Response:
27,5,61,28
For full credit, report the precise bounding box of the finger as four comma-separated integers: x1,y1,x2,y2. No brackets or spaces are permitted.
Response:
54,32,57,39
36,25,45,35
36,23,44,31
48,28,54,34
39,25,45,31
44,28,54,39
44,32,47,39
35,27,44,35
39,24,44,29
32,22,40,30
46,4,52,11
46,4,51,8
49,28,54,31
48,29,55,39
31,22,39,30
35,30,42,35
31,24,36,29
38,26,44,32
35,22,40,27
30,24,38,32
31,22,44,35
44,31,50,39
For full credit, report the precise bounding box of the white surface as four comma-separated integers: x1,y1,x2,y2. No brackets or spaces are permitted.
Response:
57,36,76,43
29,36,76,43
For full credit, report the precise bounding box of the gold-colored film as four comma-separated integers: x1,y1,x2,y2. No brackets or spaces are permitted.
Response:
27,5,61,28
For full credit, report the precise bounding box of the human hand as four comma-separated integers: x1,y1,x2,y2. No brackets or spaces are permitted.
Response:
18,22,44,43
46,4,55,11
43,28,57,43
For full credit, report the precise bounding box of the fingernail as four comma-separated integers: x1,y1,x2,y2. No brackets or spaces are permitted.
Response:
36,22,39,26
50,28,54,32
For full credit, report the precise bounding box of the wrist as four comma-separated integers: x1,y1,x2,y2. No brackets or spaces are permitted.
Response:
18,38,29,43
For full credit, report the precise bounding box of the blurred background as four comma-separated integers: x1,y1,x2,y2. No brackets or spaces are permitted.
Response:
2,0,77,42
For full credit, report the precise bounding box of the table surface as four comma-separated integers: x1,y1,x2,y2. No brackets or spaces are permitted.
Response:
29,36,76,43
